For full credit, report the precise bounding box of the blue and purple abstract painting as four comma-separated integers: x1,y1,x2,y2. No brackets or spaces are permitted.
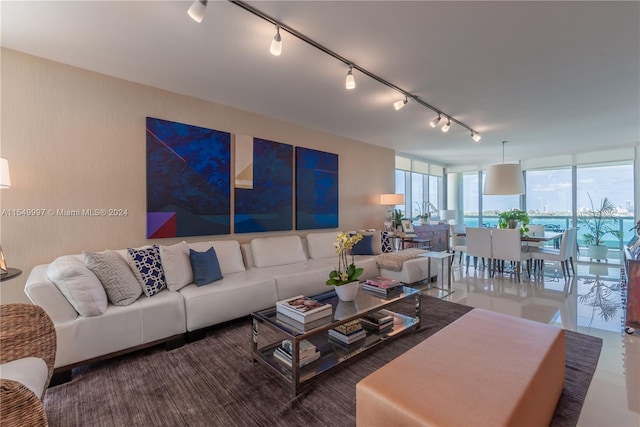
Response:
295,147,338,230
146,117,231,238
234,137,293,233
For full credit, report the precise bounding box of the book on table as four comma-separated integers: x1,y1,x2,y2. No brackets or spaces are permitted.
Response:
328,328,367,345
275,312,332,332
276,295,332,323
363,309,395,324
362,284,403,297
331,319,362,336
361,317,393,333
273,339,320,368
364,277,403,290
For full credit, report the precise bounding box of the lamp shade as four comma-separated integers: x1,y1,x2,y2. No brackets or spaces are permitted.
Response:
483,164,525,195
439,210,456,220
0,158,11,189
380,193,404,205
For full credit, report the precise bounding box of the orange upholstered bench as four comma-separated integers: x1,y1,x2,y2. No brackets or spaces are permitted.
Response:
356,308,565,427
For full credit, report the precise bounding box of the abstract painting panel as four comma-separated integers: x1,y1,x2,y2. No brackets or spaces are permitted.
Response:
146,117,231,238
295,147,338,230
234,137,293,233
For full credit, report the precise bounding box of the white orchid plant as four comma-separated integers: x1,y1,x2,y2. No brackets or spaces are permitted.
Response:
326,232,364,287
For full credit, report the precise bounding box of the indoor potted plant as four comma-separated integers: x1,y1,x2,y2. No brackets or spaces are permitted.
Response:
326,232,364,301
414,201,429,225
498,209,530,236
391,208,404,233
578,194,622,261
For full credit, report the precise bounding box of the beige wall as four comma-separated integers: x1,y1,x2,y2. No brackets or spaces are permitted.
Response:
0,48,395,304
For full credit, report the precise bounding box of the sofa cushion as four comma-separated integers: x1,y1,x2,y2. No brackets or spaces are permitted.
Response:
251,236,307,268
190,247,223,286
160,241,193,292
127,245,167,297
306,232,339,259
0,357,48,399
47,255,108,317
189,240,246,275
84,251,142,306
351,234,374,255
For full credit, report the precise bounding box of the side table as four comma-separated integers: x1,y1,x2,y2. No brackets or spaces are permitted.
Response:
0,268,22,282
420,252,454,296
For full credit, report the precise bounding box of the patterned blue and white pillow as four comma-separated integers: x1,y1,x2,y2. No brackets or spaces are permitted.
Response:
381,231,394,253
127,245,166,297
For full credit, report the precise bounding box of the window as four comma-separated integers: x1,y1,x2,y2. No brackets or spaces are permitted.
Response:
394,156,443,220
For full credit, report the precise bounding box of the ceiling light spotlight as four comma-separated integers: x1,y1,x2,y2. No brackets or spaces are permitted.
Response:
270,24,282,56
471,132,482,142
187,0,208,23
441,118,451,133
394,96,408,111
429,113,441,128
345,66,356,90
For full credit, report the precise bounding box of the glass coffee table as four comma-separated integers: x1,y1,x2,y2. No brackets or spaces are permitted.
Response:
251,286,421,395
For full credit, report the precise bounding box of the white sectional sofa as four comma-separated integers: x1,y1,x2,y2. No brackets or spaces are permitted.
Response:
24,231,436,382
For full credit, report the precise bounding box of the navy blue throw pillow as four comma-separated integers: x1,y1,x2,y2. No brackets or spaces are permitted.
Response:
351,234,374,255
189,247,223,286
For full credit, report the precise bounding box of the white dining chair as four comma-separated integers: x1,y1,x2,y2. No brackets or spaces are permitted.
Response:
450,224,467,265
491,228,531,281
530,227,577,279
524,224,546,250
465,227,492,275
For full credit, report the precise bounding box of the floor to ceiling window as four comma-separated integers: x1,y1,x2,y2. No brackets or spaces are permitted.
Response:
451,149,637,265
395,156,444,221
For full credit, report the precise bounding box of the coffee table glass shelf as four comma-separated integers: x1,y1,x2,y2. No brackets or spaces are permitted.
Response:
251,286,421,395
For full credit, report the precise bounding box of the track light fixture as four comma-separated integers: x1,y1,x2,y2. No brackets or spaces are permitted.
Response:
429,114,441,128
345,66,355,90
227,1,481,140
441,118,451,133
270,24,282,56
187,0,208,23
394,96,408,111
471,132,482,142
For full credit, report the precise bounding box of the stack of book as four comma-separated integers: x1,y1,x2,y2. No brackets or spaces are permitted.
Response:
362,277,403,297
361,309,395,333
276,295,332,323
328,319,366,345
272,339,320,368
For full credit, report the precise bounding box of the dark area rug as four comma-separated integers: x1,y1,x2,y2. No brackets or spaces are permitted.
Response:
44,297,602,426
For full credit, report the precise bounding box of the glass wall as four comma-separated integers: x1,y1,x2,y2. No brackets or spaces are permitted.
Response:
395,156,444,221
455,155,636,264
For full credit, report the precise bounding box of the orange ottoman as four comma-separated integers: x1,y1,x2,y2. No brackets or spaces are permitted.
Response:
356,308,565,427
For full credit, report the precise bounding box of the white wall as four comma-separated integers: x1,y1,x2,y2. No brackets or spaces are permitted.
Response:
0,48,396,303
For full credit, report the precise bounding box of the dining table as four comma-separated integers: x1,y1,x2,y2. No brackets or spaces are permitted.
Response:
455,230,564,244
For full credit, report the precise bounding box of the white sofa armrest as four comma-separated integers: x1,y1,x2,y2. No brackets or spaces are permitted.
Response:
25,265,78,324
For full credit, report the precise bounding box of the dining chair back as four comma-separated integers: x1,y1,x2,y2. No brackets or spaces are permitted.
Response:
531,227,576,279
525,224,546,249
491,228,530,281
465,227,492,274
450,224,467,265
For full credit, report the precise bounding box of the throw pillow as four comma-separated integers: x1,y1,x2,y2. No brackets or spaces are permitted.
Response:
83,251,142,306
47,255,108,316
159,241,193,292
351,234,374,255
127,245,167,297
189,247,223,286
381,231,394,253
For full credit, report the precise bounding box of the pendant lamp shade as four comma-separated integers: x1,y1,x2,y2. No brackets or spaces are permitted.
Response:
483,164,525,195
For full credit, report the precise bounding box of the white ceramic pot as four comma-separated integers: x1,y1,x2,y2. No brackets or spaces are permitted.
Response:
334,281,360,302
588,245,608,261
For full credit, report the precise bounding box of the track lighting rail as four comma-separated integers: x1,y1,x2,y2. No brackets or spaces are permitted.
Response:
228,0,479,137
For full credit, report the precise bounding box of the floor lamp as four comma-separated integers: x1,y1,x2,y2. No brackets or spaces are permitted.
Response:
1,158,12,274
380,193,404,234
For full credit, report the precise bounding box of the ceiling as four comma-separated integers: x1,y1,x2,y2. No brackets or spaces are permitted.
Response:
1,1,639,166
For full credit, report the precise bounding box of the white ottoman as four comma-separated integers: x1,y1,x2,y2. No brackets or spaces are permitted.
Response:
379,257,437,284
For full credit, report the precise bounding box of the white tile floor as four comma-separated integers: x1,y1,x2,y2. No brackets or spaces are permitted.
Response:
437,258,640,427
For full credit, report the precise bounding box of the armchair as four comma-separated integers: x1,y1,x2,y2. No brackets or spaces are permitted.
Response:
0,303,56,427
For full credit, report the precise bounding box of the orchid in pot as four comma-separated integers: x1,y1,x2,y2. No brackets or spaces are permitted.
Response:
326,232,364,301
